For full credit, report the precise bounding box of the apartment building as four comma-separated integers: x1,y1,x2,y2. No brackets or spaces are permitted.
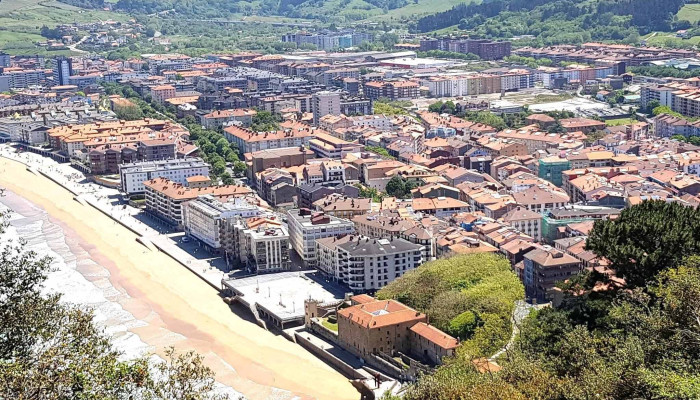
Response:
419,37,511,60
537,156,571,187
495,127,584,153
89,137,178,175
501,206,543,241
52,56,73,86
512,185,570,213
363,80,420,101
654,113,700,138
144,177,254,225
308,132,363,159
567,150,615,169
523,246,581,302
120,157,210,195
312,91,341,126
313,193,371,219
200,109,257,129
149,85,176,104
245,146,315,184
224,121,319,153
286,208,355,267
182,195,262,252
297,182,360,209
0,69,46,89
316,235,423,292
236,219,291,273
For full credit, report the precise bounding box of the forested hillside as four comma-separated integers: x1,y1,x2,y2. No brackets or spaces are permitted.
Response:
415,0,687,44
59,0,412,21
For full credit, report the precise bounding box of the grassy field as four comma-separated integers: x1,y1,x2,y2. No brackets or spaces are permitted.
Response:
0,0,128,55
678,3,700,24
605,118,637,127
643,31,700,47
366,0,473,22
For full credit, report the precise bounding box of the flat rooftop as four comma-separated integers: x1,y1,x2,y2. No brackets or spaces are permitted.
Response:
223,271,346,324
528,98,607,113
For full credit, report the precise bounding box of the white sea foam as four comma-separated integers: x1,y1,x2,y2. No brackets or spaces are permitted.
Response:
0,198,244,399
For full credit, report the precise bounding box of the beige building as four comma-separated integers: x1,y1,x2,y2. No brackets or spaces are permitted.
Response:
337,296,458,365
144,177,253,225
501,206,543,241
313,193,372,219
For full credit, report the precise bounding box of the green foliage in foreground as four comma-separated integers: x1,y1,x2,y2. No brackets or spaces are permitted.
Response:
586,200,700,288
377,253,524,356
389,201,700,400
0,214,229,399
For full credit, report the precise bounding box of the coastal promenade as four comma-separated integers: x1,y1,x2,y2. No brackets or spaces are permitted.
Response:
0,145,360,400
0,145,225,290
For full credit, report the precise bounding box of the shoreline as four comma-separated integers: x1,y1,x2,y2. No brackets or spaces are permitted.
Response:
0,155,359,400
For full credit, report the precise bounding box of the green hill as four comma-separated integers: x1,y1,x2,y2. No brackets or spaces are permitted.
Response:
415,0,688,45
55,0,466,23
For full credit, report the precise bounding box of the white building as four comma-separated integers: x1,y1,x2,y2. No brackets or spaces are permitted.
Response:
238,221,291,273
0,116,29,142
286,208,354,267
182,195,261,250
348,114,393,131
316,235,423,292
120,157,210,194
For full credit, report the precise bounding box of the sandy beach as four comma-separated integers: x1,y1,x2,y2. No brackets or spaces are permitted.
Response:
0,156,358,400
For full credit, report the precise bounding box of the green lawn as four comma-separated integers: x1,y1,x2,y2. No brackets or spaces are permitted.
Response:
605,118,637,127
678,3,700,24
321,318,338,332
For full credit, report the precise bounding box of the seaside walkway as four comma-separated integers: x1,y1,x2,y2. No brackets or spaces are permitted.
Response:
0,146,226,291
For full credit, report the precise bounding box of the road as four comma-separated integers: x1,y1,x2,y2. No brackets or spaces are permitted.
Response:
68,35,89,54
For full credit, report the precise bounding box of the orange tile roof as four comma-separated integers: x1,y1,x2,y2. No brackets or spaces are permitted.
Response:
409,322,459,349
143,177,253,200
338,299,425,329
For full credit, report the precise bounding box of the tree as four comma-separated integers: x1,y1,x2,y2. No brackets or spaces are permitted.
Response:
212,160,226,176
232,161,247,177
586,201,700,288
385,175,406,197
378,253,523,340
428,101,444,113
645,99,660,115
115,104,144,121
653,105,675,116
250,111,281,132
0,212,228,399
355,184,384,202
